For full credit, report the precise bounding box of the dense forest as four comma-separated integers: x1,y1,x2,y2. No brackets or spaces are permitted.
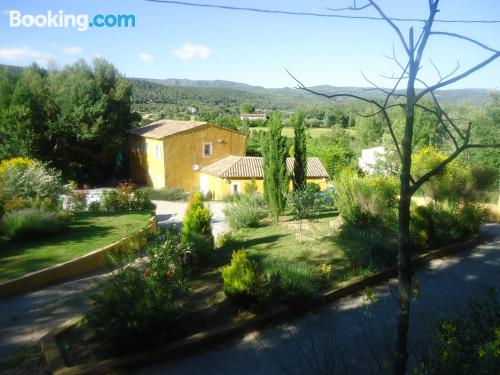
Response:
0,61,138,184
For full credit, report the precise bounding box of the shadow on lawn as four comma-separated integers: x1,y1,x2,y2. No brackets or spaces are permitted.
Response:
0,214,118,281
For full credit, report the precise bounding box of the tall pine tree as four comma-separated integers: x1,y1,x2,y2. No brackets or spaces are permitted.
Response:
262,113,288,221
292,110,307,190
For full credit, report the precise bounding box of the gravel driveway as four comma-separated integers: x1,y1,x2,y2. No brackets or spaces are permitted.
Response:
154,200,229,238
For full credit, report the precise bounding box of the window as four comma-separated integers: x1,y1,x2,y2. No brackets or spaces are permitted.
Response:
231,182,240,195
202,142,213,157
154,144,162,160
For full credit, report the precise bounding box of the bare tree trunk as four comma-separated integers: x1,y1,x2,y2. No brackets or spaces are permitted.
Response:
394,28,416,375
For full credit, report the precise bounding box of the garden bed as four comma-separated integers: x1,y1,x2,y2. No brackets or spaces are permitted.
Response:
0,211,152,283
43,234,480,374
52,209,403,368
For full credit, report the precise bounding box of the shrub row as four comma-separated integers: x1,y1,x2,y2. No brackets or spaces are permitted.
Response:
0,208,71,242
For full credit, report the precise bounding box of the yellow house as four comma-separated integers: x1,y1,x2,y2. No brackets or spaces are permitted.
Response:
128,119,330,199
199,156,330,200
128,120,246,191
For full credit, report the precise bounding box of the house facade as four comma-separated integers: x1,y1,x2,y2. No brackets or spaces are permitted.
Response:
128,119,330,198
128,120,246,191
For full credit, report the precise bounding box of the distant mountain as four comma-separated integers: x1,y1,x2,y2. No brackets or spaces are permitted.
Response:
1,64,494,108
132,77,495,107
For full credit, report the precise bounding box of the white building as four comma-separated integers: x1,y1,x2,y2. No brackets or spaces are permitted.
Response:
359,146,386,174
240,113,267,121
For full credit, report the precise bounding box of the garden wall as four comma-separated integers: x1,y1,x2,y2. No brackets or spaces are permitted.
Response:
0,215,157,299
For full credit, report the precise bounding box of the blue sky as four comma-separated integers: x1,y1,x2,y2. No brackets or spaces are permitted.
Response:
1,0,499,89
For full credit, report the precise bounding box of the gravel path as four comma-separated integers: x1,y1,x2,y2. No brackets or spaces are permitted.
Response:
154,200,229,238
139,223,500,375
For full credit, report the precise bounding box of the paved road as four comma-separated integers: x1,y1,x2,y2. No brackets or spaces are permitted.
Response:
139,223,500,375
0,270,107,358
154,200,229,238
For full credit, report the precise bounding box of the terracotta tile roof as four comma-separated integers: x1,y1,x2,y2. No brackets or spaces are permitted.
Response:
127,119,208,139
200,156,329,179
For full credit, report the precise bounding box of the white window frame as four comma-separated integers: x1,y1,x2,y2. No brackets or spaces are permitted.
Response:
202,142,213,158
231,182,241,195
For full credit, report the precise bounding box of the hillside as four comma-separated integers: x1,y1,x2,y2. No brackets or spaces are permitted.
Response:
131,76,495,111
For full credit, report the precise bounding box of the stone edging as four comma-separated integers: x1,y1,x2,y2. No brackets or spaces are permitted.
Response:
40,236,479,375
0,215,157,299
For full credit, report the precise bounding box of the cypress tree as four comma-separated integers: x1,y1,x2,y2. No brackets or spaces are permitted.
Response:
262,113,288,221
292,110,307,190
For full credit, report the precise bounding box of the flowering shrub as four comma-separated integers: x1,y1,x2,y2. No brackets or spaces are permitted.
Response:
334,169,399,229
410,202,485,247
0,158,68,210
86,229,188,353
317,263,333,280
100,183,154,212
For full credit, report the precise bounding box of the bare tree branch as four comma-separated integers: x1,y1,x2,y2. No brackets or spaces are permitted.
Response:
416,51,500,100
430,31,499,53
414,103,459,149
326,0,372,12
367,0,410,56
413,0,439,67
285,69,407,175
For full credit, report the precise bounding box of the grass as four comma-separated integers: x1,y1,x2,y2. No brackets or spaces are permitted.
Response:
250,127,334,139
0,211,152,283
202,209,361,285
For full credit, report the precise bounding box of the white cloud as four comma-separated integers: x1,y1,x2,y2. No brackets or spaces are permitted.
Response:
61,46,82,55
173,43,212,60
138,52,155,64
0,46,54,64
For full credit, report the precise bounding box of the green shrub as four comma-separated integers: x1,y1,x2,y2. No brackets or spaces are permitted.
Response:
100,184,154,212
1,208,70,241
334,169,398,229
148,187,186,201
222,250,257,301
87,201,101,213
243,179,259,195
336,223,397,269
66,191,87,212
0,158,68,210
263,259,322,303
215,231,239,248
418,291,500,375
182,192,214,261
223,193,266,230
410,203,484,247
86,230,188,353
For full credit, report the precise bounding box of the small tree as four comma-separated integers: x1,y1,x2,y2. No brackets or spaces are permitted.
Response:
262,113,288,220
289,187,317,242
292,110,307,190
239,103,255,114
182,192,214,261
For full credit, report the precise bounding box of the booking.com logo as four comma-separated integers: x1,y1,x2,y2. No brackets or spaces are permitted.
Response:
8,10,136,32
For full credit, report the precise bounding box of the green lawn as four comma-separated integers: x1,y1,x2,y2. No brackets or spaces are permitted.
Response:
0,211,152,282
250,127,334,138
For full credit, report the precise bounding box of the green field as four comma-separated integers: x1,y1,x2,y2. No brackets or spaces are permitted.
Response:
250,127,334,138
0,211,152,282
